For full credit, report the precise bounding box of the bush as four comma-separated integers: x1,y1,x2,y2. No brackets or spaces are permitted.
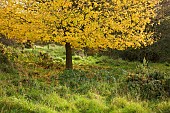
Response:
118,47,161,63
0,43,18,73
36,52,54,69
122,63,169,100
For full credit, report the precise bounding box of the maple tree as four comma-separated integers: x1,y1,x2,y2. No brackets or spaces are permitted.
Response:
0,0,160,69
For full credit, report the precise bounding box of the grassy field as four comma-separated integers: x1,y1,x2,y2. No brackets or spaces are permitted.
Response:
0,44,170,113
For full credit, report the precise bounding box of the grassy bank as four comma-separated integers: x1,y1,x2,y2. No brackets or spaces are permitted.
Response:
0,44,170,113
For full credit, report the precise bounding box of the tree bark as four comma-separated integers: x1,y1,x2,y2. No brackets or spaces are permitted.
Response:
65,42,73,69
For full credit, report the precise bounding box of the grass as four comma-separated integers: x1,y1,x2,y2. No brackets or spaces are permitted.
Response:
0,44,170,113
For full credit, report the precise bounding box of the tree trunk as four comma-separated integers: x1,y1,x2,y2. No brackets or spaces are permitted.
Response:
65,42,73,69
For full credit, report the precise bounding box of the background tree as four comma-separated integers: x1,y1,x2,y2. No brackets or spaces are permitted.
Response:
0,0,160,69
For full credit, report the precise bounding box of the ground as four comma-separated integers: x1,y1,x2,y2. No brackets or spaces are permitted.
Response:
0,44,170,113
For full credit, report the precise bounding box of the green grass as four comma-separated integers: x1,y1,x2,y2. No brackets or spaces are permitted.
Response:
0,44,170,113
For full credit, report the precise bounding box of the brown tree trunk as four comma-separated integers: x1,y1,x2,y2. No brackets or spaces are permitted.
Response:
65,42,73,69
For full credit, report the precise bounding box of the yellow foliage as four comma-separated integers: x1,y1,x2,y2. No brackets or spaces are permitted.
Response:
0,0,161,50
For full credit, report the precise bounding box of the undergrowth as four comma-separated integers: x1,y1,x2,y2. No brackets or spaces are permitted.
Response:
0,44,170,113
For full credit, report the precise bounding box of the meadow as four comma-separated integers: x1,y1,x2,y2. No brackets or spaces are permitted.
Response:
0,44,170,113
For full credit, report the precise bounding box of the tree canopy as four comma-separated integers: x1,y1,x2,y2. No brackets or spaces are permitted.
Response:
0,0,160,49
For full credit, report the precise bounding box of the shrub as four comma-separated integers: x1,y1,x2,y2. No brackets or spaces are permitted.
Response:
0,43,18,73
36,52,54,69
122,62,168,100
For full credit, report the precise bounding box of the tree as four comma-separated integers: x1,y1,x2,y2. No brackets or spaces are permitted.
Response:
0,0,160,69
